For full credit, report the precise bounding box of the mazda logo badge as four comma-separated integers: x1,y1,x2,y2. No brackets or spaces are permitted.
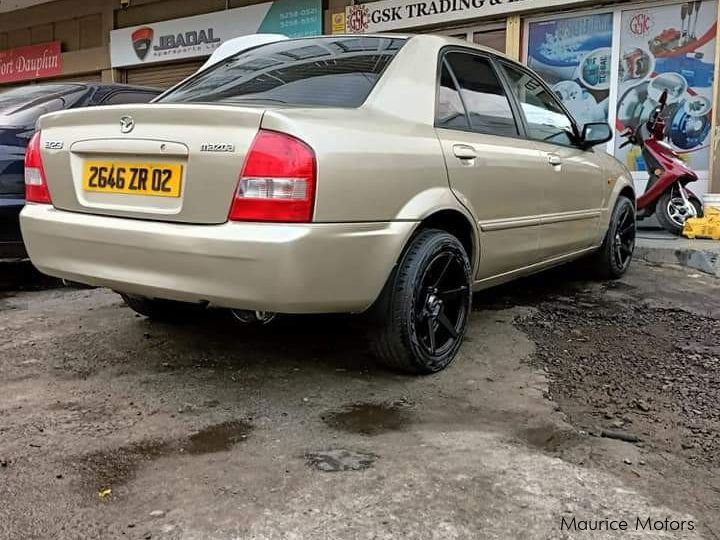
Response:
120,116,135,134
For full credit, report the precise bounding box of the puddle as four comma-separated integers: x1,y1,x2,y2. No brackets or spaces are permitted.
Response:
305,449,377,472
182,420,253,455
323,403,412,435
78,420,253,492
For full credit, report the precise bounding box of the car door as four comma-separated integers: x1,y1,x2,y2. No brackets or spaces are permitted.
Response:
497,61,605,260
434,50,546,280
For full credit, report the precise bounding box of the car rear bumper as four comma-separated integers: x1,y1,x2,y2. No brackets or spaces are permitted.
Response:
20,204,416,313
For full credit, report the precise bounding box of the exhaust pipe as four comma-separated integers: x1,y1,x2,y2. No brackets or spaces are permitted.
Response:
231,309,276,325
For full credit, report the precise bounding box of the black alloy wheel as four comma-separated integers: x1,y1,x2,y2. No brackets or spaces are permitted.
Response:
590,196,636,279
370,229,472,374
413,250,470,357
612,202,636,272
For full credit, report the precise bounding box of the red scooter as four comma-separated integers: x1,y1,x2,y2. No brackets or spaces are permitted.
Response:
620,89,704,235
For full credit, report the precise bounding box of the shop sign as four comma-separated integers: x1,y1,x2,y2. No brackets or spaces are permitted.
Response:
0,41,62,84
332,12,347,34
346,0,596,33
111,0,321,68
614,0,717,173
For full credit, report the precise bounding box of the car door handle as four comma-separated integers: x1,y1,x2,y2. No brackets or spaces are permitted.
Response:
547,154,562,166
453,144,477,160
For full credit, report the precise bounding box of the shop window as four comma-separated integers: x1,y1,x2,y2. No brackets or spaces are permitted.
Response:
526,13,613,129
54,19,80,52
614,1,717,173
472,28,506,52
79,14,103,49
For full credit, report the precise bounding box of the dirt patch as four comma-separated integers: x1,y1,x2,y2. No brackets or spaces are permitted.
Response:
516,286,720,466
521,424,583,453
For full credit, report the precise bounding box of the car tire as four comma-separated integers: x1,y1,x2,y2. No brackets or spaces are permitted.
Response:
656,191,703,236
591,196,636,280
369,228,472,374
121,293,205,322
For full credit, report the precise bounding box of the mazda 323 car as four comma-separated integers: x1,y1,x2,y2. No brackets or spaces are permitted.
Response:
20,35,636,374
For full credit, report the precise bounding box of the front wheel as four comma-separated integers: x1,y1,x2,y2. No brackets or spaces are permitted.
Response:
590,196,636,280
369,229,472,374
656,191,703,236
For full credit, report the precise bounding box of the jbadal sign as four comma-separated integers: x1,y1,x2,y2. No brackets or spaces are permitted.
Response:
346,0,596,33
111,0,321,68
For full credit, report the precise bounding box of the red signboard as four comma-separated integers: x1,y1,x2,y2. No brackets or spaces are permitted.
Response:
0,41,62,84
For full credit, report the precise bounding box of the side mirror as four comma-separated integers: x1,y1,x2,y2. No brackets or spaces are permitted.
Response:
581,122,612,148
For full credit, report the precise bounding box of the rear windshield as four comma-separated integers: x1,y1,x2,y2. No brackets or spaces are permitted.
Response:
0,84,85,126
158,36,406,108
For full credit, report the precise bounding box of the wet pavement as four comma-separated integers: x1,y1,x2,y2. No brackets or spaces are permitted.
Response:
0,261,718,539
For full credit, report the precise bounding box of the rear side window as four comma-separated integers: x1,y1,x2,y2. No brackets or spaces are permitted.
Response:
158,37,405,108
437,62,469,130
101,91,159,105
437,52,517,137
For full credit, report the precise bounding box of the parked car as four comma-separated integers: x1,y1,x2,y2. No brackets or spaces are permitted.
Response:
20,35,636,374
0,83,160,258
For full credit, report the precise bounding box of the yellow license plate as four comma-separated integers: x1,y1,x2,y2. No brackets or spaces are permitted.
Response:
82,161,183,198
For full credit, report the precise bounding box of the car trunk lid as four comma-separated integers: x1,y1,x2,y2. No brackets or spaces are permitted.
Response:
37,104,265,224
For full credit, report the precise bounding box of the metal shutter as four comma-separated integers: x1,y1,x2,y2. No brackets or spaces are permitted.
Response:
125,60,204,89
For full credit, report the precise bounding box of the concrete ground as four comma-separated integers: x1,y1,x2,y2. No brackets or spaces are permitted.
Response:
0,261,718,540
636,224,720,277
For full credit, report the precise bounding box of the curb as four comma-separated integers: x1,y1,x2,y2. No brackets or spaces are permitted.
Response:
635,236,720,278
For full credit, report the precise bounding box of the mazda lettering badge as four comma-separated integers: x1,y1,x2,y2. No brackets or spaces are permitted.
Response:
120,116,135,134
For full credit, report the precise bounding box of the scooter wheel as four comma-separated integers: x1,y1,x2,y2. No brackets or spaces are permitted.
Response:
656,192,703,236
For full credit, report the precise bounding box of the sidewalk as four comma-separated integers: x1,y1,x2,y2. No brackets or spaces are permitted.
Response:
635,226,720,278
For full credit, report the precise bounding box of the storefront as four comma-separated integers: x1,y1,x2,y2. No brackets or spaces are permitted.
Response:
340,0,720,194
339,0,603,54
0,0,112,89
110,0,323,89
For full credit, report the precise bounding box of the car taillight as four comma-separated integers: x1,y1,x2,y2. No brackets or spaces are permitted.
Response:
24,131,52,204
229,130,316,223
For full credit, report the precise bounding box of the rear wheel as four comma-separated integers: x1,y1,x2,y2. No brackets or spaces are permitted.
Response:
369,229,472,374
121,293,206,322
590,196,636,280
656,191,703,235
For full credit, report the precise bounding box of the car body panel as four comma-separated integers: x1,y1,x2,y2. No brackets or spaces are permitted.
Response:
21,203,416,313
435,128,544,278
40,104,262,224
21,34,634,313
530,141,605,260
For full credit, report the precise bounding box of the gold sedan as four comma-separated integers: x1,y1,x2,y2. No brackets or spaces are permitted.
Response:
20,34,635,374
